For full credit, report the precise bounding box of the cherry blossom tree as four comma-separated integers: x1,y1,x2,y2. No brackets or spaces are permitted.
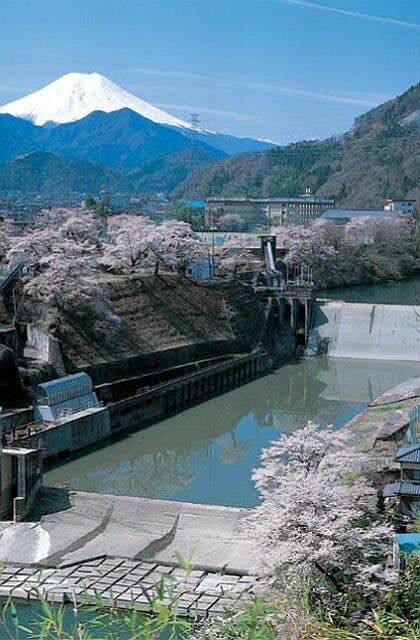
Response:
271,216,416,288
215,244,251,277
247,421,395,596
148,220,206,275
271,222,337,278
102,214,156,273
218,213,246,230
102,216,206,276
24,255,99,310
6,208,108,321
7,208,101,271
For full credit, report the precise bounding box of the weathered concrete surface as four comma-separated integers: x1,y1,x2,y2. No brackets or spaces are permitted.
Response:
342,377,420,452
0,488,254,574
310,301,420,361
0,558,255,617
370,376,420,406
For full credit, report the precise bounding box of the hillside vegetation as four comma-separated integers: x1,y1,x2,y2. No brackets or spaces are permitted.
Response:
179,83,419,207
0,84,417,200
0,151,125,193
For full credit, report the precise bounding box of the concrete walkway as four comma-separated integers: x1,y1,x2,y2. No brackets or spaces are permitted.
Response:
0,558,255,617
0,488,256,615
0,488,254,574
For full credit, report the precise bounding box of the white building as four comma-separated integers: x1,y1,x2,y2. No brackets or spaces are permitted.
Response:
384,199,417,215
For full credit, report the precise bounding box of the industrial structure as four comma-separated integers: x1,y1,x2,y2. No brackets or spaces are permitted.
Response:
384,198,417,215
205,192,334,229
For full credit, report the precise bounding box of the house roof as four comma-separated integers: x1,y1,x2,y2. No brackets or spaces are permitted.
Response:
394,480,420,496
395,444,420,464
383,482,398,498
323,209,391,219
395,533,420,555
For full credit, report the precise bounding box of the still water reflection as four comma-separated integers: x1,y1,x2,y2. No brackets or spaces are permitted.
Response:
322,274,420,305
45,357,420,507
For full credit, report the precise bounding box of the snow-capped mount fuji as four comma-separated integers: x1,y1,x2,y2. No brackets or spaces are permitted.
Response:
0,72,274,157
0,72,193,129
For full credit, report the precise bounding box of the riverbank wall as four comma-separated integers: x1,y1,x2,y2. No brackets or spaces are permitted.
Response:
342,377,420,455
5,348,269,463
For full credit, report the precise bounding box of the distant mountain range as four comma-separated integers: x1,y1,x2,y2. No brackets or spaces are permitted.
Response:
0,74,418,203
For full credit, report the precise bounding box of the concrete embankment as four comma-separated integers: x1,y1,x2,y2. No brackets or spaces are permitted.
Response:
5,349,268,462
342,376,420,453
0,488,256,616
309,300,420,361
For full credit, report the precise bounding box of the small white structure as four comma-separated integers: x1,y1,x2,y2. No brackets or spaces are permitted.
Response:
384,199,417,215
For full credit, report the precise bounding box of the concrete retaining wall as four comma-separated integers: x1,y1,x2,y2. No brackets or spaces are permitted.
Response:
309,301,420,361
0,407,33,432
83,340,240,386
110,351,266,433
1,447,43,521
21,407,111,460
26,325,66,375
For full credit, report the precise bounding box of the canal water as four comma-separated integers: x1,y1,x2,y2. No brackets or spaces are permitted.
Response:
322,274,420,305
45,356,420,508
45,276,420,507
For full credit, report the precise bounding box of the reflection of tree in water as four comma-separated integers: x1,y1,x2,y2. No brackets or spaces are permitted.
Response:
219,429,251,465
80,449,199,498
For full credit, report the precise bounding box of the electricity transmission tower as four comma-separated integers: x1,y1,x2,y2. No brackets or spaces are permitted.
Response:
189,113,200,199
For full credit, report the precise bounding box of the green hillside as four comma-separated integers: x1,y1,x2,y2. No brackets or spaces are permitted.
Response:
178,84,419,207
128,148,224,194
0,151,127,193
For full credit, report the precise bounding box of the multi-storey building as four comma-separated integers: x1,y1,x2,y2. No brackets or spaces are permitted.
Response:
205,192,334,229
383,198,417,215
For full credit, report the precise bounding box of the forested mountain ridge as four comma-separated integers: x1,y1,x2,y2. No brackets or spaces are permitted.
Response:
178,83,419,207
0,151,126,193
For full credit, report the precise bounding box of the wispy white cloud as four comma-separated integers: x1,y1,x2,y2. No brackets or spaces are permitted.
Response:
132,67,384,107
233,80,381,107
276,0,420,29
158,102,263,123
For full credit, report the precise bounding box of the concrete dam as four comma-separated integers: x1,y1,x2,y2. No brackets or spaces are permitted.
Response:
309,300,420,362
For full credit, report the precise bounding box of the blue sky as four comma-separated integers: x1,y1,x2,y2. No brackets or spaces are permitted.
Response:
1,0,419,143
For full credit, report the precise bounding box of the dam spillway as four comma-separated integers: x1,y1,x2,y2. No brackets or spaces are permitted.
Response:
309,300,420,361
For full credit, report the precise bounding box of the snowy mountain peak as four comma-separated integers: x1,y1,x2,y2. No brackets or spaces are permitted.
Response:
0,72,193,128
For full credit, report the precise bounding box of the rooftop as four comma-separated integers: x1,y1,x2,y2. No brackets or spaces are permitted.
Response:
394,480,420,496
323,209,391,219
395,533,420,555
395,444,420,464
207,196,334,204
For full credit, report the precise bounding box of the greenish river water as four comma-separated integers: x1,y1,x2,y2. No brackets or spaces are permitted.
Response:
45,357,420,508
322,274,420,305
45,275,420,508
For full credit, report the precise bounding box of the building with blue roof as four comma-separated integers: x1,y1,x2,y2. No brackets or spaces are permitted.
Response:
393,533,420,570
384,441,420,516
